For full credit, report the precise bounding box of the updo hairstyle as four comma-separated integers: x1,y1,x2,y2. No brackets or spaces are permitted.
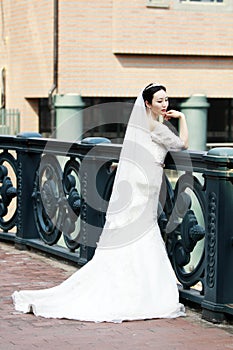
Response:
142,83,166,104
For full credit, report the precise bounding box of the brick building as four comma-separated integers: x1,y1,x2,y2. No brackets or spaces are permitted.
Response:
0,0,232,143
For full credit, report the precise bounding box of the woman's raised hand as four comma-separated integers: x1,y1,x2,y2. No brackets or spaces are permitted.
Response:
164,110,185,121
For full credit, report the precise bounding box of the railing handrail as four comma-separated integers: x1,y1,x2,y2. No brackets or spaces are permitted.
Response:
0,135,207,172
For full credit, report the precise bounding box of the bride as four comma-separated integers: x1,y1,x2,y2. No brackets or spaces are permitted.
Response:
12,83,188,323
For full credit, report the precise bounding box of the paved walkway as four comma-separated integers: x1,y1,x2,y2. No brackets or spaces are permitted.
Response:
0,242,233,350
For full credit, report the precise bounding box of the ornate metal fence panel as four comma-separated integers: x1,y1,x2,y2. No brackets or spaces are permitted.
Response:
0,151,17,232
0,134,232,323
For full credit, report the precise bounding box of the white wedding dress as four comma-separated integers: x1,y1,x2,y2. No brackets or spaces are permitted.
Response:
12,120,186,322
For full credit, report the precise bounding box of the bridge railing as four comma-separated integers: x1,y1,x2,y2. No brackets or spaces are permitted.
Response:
0,133,232,323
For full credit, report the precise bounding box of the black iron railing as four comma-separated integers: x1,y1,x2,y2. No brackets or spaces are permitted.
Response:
0,133,232,323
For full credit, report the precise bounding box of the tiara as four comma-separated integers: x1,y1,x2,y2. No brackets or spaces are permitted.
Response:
144,83,161,91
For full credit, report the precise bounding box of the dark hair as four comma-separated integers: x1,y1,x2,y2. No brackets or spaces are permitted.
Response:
142,83,166,104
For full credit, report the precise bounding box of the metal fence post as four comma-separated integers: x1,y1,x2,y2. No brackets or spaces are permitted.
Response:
202,147,233,322
78,137,113,265
15,133,42,248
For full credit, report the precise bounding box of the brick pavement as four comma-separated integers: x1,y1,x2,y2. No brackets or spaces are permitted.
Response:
0,242,233,350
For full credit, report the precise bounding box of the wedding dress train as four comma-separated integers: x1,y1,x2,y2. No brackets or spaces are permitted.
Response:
12,115,186,322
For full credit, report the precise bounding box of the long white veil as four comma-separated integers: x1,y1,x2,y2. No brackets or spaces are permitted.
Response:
97,90,158,249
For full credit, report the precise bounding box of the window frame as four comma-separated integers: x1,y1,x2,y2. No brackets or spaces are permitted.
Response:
147,0,232,11
174,0,232,12
180,0,223,3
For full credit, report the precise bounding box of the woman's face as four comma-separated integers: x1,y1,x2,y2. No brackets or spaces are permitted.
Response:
146,89,169,119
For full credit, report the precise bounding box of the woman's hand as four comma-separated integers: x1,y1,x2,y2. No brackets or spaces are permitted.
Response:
164,110,185,121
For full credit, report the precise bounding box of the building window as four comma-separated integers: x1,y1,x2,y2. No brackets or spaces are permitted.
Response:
175,0,232,11
147,0,232,11
39,98,52,135
82,97,132,143
207,98,233,144
180,0,223,3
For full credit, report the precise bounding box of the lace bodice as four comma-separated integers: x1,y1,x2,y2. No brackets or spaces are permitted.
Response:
150,121,184,164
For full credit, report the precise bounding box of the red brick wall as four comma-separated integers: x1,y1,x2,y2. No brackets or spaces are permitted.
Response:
0,0,53,131
58,0,233,98
113,0,233,56
0,0,232,132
